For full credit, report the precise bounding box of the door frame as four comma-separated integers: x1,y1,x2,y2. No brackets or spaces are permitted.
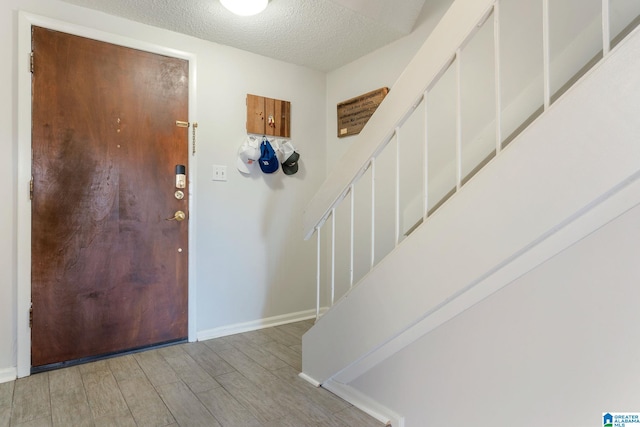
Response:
17,11,198,377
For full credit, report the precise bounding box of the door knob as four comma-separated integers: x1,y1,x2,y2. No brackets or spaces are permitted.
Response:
166,210,186,221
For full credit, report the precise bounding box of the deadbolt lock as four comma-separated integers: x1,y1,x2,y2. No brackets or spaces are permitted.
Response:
166,210,186,221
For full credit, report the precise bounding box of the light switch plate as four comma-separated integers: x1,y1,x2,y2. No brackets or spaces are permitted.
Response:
212,165,227,181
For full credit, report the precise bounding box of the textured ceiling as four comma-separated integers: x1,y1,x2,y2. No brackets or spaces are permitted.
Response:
58,0,428,72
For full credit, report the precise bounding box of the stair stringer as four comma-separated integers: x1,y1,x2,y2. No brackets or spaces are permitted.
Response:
301,25,640,385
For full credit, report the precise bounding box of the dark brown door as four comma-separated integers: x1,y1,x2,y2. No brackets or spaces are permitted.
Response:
31,26,189,368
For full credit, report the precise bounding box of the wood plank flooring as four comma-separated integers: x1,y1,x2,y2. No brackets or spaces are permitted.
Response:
0,320,384,427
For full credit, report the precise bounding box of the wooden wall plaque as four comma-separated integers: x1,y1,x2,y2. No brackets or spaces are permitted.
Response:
246,94,266,135
265,98,291,138
337,87,389,138
246,94,291,137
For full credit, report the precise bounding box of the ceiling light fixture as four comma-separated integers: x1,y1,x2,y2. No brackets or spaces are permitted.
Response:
220,0,269,16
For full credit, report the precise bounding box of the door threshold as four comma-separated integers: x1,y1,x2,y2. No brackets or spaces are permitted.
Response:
30,338,188,374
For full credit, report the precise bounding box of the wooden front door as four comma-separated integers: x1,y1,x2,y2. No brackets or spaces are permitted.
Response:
31,26,189,368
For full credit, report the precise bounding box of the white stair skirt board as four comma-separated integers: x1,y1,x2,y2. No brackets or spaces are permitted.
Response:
0,367,17,385
196,309,317,341
322,379,404,427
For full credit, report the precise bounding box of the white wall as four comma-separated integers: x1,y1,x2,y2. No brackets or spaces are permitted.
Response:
1,0,326,378
349,201,640,426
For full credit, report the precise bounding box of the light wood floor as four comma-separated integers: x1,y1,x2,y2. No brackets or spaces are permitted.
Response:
0,320,383,427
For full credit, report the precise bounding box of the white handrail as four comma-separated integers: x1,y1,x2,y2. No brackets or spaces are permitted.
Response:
370,159,376,269
493,2,502,155
394,127,401,246
542,0,551,110
330,209,336,306
349,184,355,289
315,226,321,320
454,49,462,192
422,90,429,223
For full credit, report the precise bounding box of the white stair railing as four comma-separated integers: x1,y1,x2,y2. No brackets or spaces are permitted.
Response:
306,0,640,320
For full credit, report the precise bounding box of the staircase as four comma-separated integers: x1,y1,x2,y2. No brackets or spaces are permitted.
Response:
301,0,640,424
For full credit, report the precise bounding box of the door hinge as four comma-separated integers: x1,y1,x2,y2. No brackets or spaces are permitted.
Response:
30,51,34,74
29,305,33,329
29,178,34,200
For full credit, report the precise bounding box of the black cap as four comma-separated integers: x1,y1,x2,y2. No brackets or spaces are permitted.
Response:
282,152,300,175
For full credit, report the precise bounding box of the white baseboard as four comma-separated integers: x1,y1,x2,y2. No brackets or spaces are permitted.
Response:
0,367,17,384
322,379,404,427
196,309,317,341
